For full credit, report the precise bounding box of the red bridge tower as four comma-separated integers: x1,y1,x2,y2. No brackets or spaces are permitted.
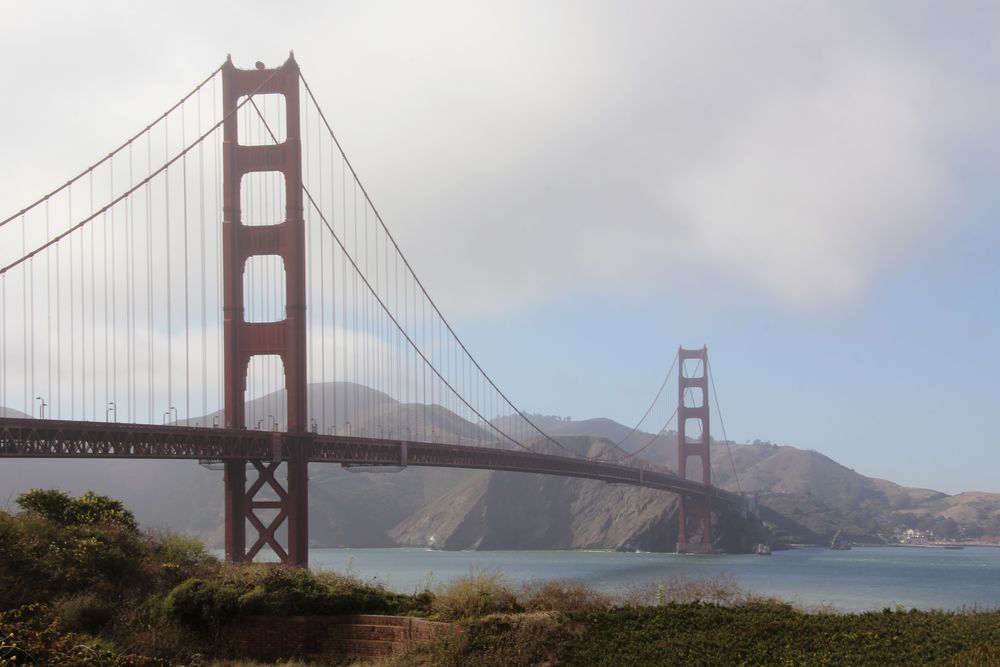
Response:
221,55,309,567
676,346,713,553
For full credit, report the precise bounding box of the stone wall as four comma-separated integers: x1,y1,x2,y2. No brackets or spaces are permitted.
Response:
222,614,452,661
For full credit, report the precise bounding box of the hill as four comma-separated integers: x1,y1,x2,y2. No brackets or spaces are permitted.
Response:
2,386,998,549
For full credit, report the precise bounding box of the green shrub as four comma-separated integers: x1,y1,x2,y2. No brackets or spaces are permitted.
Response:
398,612,571,667
163,577,239,634
163,565,433,637
0,508,144,608
148,530,220,586
55,593,114,635
17,489,138,532
0,603,122,666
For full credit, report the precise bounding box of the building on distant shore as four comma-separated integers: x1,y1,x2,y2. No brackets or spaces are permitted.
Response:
900,528,932,545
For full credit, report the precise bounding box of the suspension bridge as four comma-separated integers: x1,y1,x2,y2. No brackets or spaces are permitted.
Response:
0,54,743,566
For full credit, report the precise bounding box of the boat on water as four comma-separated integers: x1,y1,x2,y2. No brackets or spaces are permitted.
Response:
831,529,852,550
752,543,772,555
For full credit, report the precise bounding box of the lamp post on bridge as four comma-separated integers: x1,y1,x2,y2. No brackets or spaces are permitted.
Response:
106,402,116,423
35,396,46,419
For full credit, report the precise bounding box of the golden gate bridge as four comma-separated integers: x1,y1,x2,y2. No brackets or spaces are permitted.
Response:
0,54,742,566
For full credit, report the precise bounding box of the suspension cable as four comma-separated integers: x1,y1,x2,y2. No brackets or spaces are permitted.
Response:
613,349,679,447
243,97,516,447
619,403,680,463
708,357,742,495
0,66,223,231
304,187,540,453
295,74,583,458
0,68,281,277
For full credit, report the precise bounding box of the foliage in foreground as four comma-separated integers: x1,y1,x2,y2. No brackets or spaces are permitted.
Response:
559,604,1000,666
403,604,1000,667
5,489,1000,666
0,489,432,665
163,566,433,638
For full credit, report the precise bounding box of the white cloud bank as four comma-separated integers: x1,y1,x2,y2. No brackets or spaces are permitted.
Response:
0,1,996,317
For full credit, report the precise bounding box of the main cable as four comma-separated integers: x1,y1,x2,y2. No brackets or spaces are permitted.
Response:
708,358,743,496
613,350,679,448
0,66,223,231
1,66,281,277
296,72,581,459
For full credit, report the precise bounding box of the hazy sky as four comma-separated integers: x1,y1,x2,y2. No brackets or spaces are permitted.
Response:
1,1,998,493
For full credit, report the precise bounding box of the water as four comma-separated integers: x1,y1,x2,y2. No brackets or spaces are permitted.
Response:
300,546,1000,613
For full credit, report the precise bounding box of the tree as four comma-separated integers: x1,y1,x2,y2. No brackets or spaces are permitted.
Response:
16,489,138,532
15,489,74,524
929,517,959,541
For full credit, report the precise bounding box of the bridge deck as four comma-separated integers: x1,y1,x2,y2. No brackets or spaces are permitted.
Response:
0,417,742,506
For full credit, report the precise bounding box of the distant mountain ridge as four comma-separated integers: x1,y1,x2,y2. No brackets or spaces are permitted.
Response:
2,386,998,549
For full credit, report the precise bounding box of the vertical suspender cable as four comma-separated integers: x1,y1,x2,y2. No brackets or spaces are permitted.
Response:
364,204,370,432
1,271,5,413
67,185,73,418
19,216,24,413
127,143,135,421
165,120,173,422
199,89,208,423
708,359,742,496
110,157,117,418
341,157,347,432
102,205,109,417
330,131,337,431
45,200,51,416
77,206,87,418
352,180,358,426
146,130,154,422
29,246,34,416
215,77,224,424
183,102,191,424
306,95,316,424
89,175,96,419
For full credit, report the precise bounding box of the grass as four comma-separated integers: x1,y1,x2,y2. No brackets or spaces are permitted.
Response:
430,569,520,620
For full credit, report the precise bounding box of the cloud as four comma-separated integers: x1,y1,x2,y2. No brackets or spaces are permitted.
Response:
296,2,987,316
0,1,995,322
671,48,957,310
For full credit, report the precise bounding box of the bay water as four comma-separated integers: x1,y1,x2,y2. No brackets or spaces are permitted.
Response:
298,546,1000,613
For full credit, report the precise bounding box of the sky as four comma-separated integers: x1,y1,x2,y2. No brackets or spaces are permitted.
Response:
0,1,998,493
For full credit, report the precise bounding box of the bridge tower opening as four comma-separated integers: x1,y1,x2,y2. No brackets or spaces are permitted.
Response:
221,54,309,567
676,346,713,554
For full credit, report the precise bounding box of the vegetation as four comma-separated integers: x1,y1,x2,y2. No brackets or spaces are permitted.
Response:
3,489,999,666
399,581,1000,666
0,489,429,665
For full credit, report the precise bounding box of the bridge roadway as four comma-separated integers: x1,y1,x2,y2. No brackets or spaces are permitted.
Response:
0,417,742,506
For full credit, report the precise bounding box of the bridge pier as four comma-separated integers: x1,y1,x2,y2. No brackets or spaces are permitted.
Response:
676,346,713,554
224,460,247,559
221,54,310,567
